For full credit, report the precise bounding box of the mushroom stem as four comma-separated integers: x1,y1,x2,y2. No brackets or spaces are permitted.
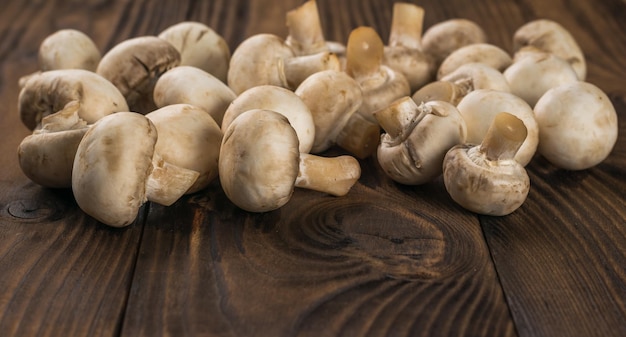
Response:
389,3,424,49
374,96,428,139
479,112,527,161
285,0,327,55
295,153,361,196
146,154,200,206
346,27,385,80
282,52,340,89
335,113,381,159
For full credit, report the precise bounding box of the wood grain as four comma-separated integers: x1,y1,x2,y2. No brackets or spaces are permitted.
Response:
0,0,624,337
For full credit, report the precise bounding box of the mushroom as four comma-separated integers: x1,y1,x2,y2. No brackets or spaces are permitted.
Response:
456,89,538,166
221,85,315,153
219,108,361,212
18,68,129,130
503,47,579,107
436,43,512,79
443,112,530,216
382,2,436,92
285,0,328,56
72,112,200,227
346,26,411,124
18,101,89,188
421,18,488,67
227,33,340,94
146,104,223,194
38,28,101,72
533,81,618,170
375,97,467,185
96,36,180,114
413,62,511,106
295,69,379,156
158,21,230,83
513,19,586,80
153,66,236,126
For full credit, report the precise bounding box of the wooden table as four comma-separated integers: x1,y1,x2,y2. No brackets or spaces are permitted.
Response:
1,0,624,336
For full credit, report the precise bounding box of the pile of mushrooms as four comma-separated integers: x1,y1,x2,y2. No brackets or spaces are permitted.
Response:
15,0,619,226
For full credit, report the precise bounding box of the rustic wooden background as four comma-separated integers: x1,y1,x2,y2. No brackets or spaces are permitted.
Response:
0,0,625,336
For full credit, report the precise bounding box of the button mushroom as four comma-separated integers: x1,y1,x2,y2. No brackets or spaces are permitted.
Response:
96,36,181,114
436,43,512,79
533,81,619,170
456,89,539,166
375,97,467,185
72,112,200,227
18,68,129,130
221,85,315,153
285,0,328,56
145,104,223,194
219,108,361,212
38,28,101,72
421,18,488,67
153,66,236,126
158,21,230,83
443,112,530,216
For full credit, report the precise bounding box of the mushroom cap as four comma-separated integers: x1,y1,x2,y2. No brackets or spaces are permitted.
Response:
221,85,315,153
358,65,411,123
158,21,230,82
219,109,300,212
533,81,618,170
456,89,538,166
38,29,101,72
18,69,129,130
96,36,180,114
443,144,530,216
377,99,467,185
504,48,579,107
440,62,511,94
146,104,223,193
72,112,157,227
295,70,363,153
227,34,294,94
513,19,586,80
383,45,436,93
421,19,488,66
437,43,512,79
153,66,236,126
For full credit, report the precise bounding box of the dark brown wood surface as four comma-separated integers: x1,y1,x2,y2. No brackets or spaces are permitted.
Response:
0,0,624,336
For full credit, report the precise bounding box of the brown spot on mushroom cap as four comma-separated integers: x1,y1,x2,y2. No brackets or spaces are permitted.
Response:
96,36,180,114
219,109,300,212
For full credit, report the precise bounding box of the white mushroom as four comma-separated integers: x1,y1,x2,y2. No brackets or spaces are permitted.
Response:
158,21,230,83
18,69,129,130
456,89,539,166
375,97,467,185
421,18,488,67
72,112,200,227
443,112,530,216
533,81,618,170
285,0,328,56
153,66,236,126
219,109,361,212
437,43,512,79
221,85,315,153
38,29,101,72
513,19,586,80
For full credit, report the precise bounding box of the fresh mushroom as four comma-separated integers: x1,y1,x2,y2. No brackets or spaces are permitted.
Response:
38,28,101,72
18,101,89,188
153,66,236,126
421,18,488,67
413,62,511,106
456,89,538,166
158,21,230,83
219,108,361,212
503,47,579,107
436,43,512,79
18,68,129,130
533,81,618,170
513,19,586,80
72,112,200,227
383,2,436,92
375,97,467,185
96,36,181,114
443,112,530,216
227,33,340,94
346,26,411,124
285,0,328,56
221,85,316,153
